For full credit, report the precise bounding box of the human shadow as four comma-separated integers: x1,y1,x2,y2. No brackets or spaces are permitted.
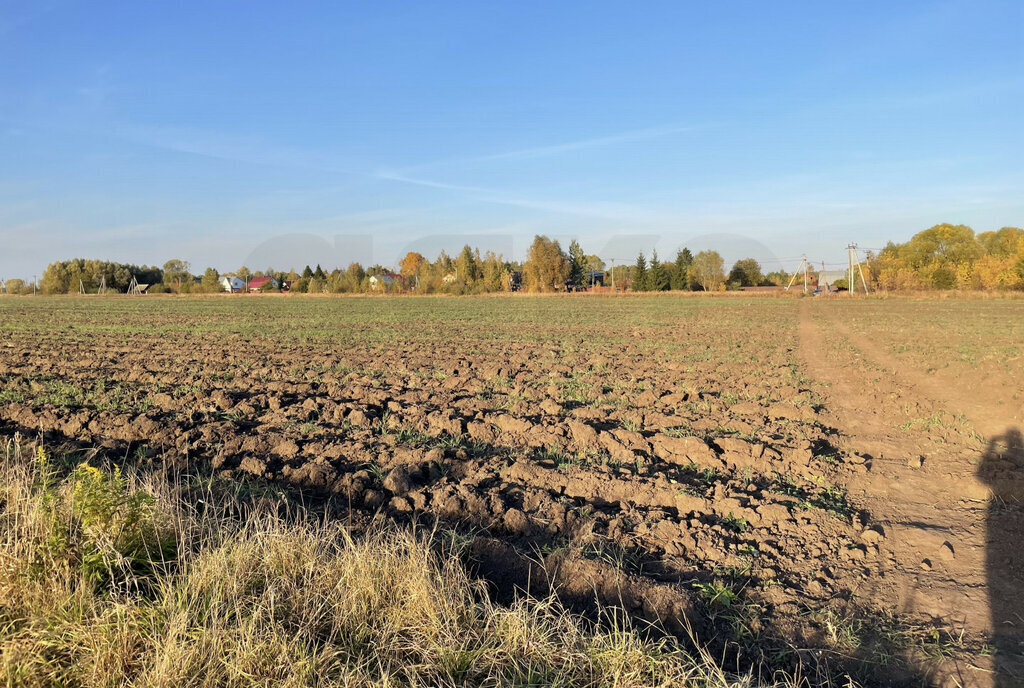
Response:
978,427,1024,686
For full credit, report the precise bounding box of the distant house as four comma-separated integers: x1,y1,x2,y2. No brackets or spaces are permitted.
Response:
219,276,245,293
247,276,278,293
818,270,850,290
442,273,457,284
369,273,403,291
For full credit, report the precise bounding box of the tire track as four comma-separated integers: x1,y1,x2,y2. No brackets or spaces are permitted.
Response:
798,300,999,687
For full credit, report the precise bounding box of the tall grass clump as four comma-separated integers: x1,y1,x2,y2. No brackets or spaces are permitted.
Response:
0,436,779,687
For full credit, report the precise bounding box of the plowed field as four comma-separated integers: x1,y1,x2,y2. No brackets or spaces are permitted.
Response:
2,294,1021,687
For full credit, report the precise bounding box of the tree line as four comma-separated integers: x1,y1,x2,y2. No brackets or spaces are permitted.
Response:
16,223,1024,295
866,224,1024,291
27,239,779,295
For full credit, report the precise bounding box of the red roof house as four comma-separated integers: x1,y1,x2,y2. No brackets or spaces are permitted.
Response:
247,276,278,293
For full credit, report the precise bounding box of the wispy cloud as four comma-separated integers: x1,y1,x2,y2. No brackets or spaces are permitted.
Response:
477,123,708,161
376,171,671,222
388,122,710,174
369,122,713,222
109,123,359,174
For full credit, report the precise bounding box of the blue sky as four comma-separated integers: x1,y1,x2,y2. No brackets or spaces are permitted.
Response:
1,1,1022,278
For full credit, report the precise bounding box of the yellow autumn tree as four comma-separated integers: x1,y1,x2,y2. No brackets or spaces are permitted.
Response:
523,235,569,293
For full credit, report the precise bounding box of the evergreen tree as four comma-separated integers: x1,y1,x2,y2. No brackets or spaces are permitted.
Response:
670,248,693,291
648,250,669,291
567,239,587,287
632,253,648,292
301,265,313,279
314,264,326,280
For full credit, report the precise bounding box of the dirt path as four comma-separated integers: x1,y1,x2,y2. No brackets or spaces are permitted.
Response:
799,300,1021,687
811,304,1021,439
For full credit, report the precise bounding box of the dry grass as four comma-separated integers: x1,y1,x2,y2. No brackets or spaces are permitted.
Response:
0,436,803,688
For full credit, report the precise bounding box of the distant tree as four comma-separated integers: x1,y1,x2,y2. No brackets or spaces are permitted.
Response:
201,267,220,293
314,264,326,280
400,252,426,277
162,259,192,291
344,263,366,292
455,245,479,284
5,278,26,294
480,251,507,292
41,261,71,294
691,251,725,291
977,227,1024,257
902,224,982,268
648,250,669,291
670,248,692,290
236,266,252,287
301,265,313,279
436,251,454,276
567,240,587,287
607,264,630,289
632,253,648,292
728,258,764,287
931,266,956,290
39,259,161,293
523,235,570,293
764,270,790,287
585,254,606,273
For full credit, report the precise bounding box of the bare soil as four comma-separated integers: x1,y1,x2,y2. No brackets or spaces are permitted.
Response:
1,294,1021,686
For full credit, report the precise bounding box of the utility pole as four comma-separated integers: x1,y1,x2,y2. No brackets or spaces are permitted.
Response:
846,244,870,295
848,244,855,295
784,255,809,293
610,258,616,292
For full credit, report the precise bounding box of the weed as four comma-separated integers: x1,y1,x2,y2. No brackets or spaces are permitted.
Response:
581,540,645,575
29,446,176,590
695,580,738,609
363,461,386,486
720,513,749,533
